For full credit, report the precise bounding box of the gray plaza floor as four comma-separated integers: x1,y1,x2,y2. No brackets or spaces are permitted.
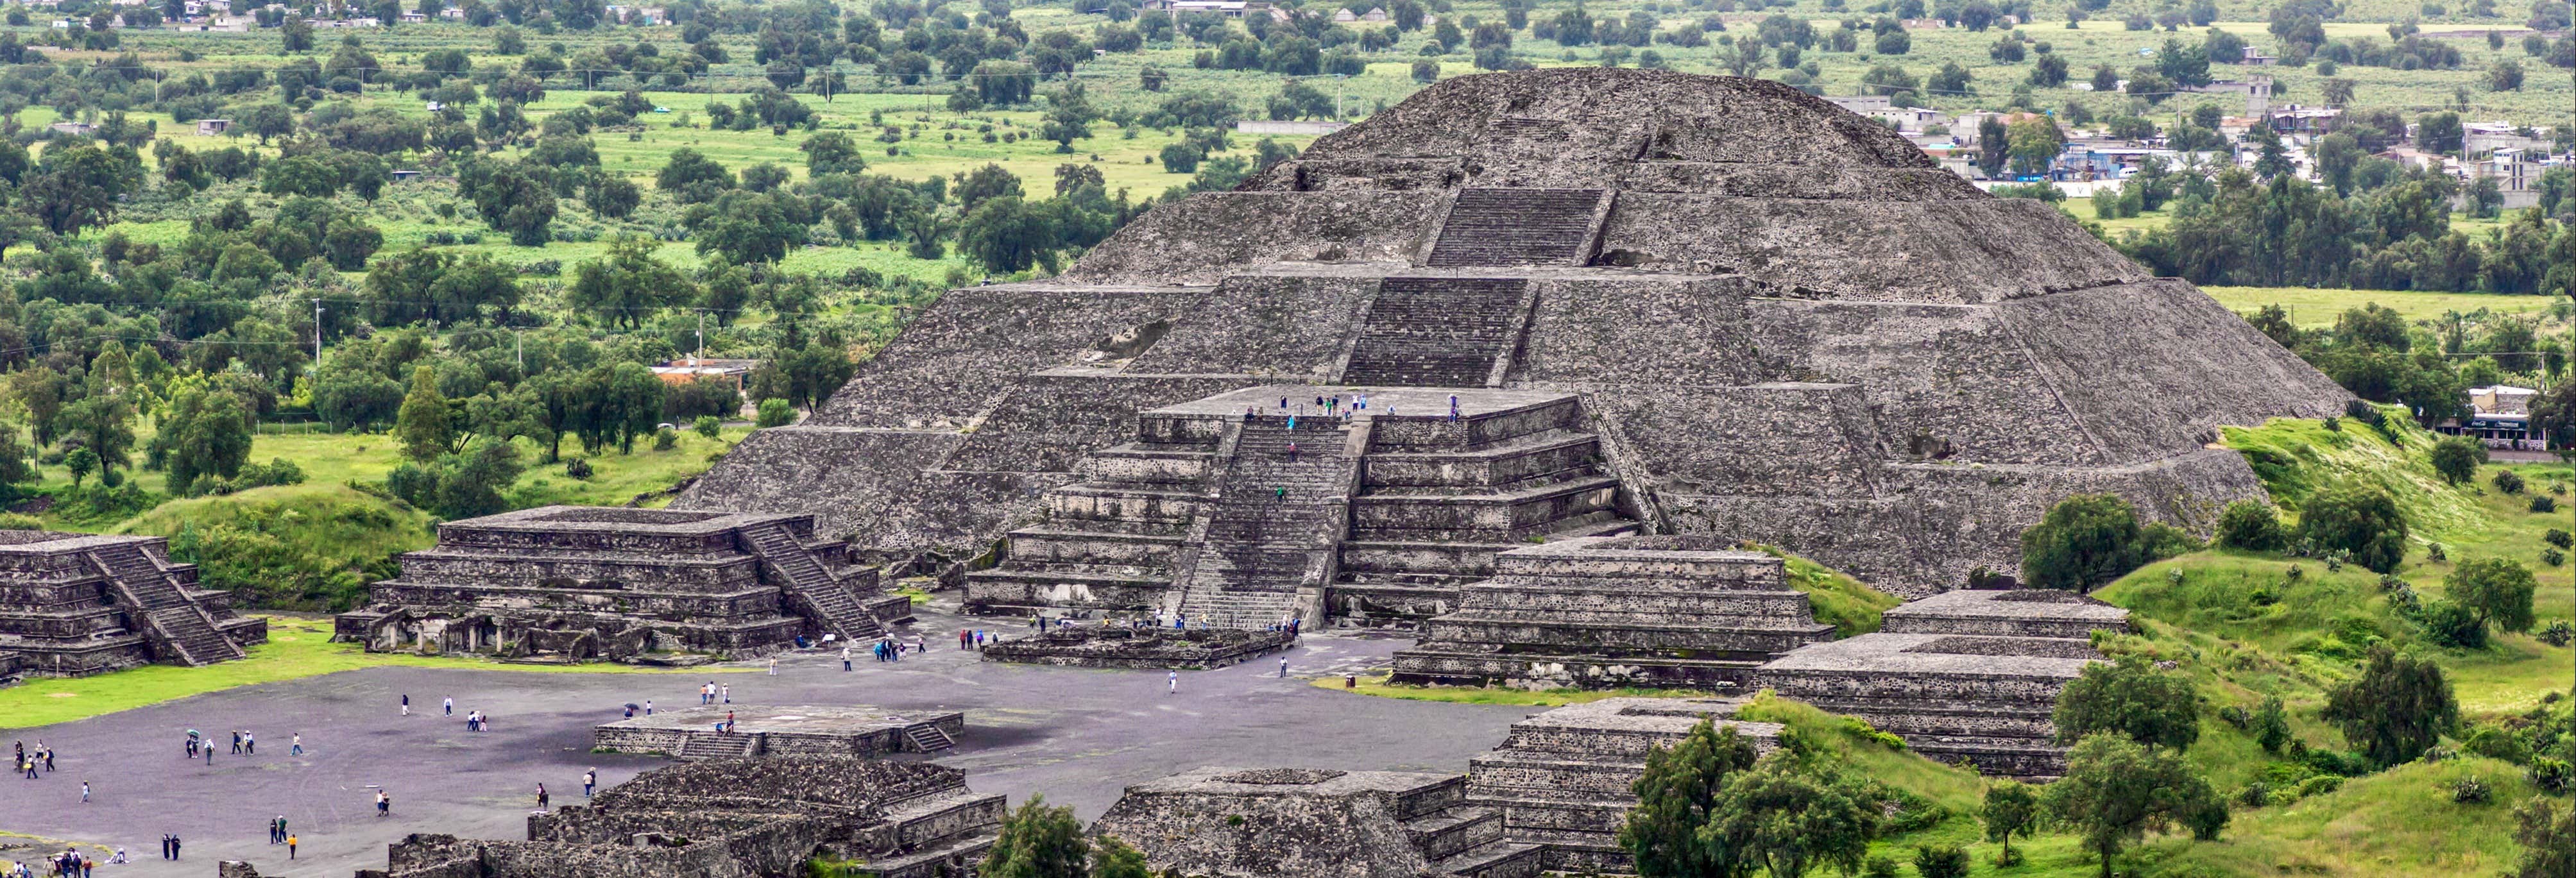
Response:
0,605,1531,877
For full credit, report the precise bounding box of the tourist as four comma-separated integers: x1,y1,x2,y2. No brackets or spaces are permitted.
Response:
22,756,37,779
623,704,635,719
78,781,87,803
1285,440,1297,462
157,836,169,861
536,782,549,810
1167,670,1178,695
291,733,303,756
400,693,409,716
722,683,733,702
167,834,179,860
377,790,390,816
103,850,122,865
228,731,241,756
842,645,853,671
1449,394,1460,420
286,834,296,860
583,768,597,797
443,696,454,716
643,700,654,715
202,743,211,766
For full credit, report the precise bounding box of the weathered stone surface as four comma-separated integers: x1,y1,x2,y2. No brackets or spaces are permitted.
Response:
592,705,966,760
683,68,2345,600
980,626,1296,670
1091,766,1540,878
0,530,262,676
1463,698,1778,872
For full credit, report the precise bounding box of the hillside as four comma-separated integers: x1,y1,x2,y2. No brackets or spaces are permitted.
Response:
110,483,434,611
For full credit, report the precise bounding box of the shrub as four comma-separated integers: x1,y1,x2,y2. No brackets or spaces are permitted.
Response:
2020,493,2150,590
2215,500,2287,552
2430,435,2486,484
755,398,796,428
2452,775,2491,804
2534,496,2558,513
2540,620,2574,647
1911,843,1970,878
694,415,722,439
653,426,678,451
2253,696,2292,754
2420,599,2489,648
2428,542,2449,561
2494,469,2526,494
2219,705,2250,728
2235,781,2271,807
2530,757,2572,793
2546,529,2573,550
2298,480,2409,573
1860,856,1898,878
2548,548,2567,568
565,457,593,479
2296,775,2342,798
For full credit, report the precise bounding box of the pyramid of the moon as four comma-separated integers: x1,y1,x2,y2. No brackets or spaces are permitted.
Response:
679,68,2347,622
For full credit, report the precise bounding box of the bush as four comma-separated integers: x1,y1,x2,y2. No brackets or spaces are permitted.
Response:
653,426,678,451
2530,757,2572,793
2531,495,2557,514
2235,781,2271,807
755,398,796,428
2298,480,2409,573
2546,529,2573,550
2215,499,2287,552
2296,775,2342,798
2420,599,2489,648
2540,620,2574,647
2548,548,2567,568
2452,775,2492,804
2020,493,2151,590
2494,469,2526,494
2430,435,2486,484
1860,856,1898,878
1911,843,1970,878
565,457,593,479
694,415,722,439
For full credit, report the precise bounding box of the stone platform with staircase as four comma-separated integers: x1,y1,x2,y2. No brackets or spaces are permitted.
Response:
962,386,1643,630
333,506,912,662
1463,698,1781,874
0,530,264,677
1389,536,1834,691
592,704,965,760
1091,766,1542,878
980,625,1297,670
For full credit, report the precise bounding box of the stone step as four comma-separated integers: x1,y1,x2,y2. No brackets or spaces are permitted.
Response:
1349,475,1622,542
1403,806,1504,861
903,725,955,752
1342,277,1530,387
1005,529,1182,568
676,732,760,760
1434,841,1544,878
852,827,1000,878
1425,189,1604,267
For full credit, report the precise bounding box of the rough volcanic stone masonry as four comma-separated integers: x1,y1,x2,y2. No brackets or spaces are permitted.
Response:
679,69,2346,598
1753,588,2133,777
352,754,1003,878
1090,766,1542,878
1390,536,1832,689
0,530,264,676
593,704,965,760
1464,698,1780,874
332,507,912,661
980,626,1297,670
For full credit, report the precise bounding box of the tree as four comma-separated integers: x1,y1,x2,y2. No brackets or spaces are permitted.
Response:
958,196,1061,276
686,192,805,266
2322,645,2458,767
1091,836,1151,878
2298,480,2409,573
57,396,136,472
2214,499,2285,552
1981,781,2039,866
1620,719,1759,878
395,366,454,461
2005,115,2066,176
148,385,252,493
0,424,33,506
2251,695,2291,753
2054,654,2199,750
2043,733,2223,878
1709,754,1880,878
64,447,98,487
570,236,697,330
2430,434,2487,485
656,148,735,195
980,795,1088,878
799,131,864,174
585,177,640,219
1976,115,2009,178
465,160,558,246
388,439,524,519
2446,556,2537,636
2512,799,2574,878
2020,493,2145,590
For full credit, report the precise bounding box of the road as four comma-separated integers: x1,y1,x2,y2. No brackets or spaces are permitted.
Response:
0,605,1532,877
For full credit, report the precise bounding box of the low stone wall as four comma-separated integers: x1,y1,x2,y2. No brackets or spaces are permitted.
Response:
981,627,1296,670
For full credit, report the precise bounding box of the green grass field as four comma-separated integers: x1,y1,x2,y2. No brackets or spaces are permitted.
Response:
0,616,747,730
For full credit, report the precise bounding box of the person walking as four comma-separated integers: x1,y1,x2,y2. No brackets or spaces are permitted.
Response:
583,768,597,797
167,835,178,861
286,834,296,860
1166,671,1178,695
202,742,211,766
244,731,255,755
376,790,390,817
443,696,454,716
643,700,654,716
1278,657,1288,679
400,694,409,716
78,781,87,803
721,683,732,702
535,783,549,810
842,645,853,671
290,733,302,756
228,731,241,756
765,658,777,676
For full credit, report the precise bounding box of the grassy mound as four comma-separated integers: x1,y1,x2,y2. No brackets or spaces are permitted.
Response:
1759,546,1904,636
2219,412,2487,536
112,484,434,611
2135,756,2538,877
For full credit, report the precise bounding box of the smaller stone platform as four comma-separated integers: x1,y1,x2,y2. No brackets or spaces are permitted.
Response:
357,755,1003,878
1753,587,2131,777
1390,536,1833,690
0,530,264,675
593,705,964,761
1092,766,1541,878
1464,698,1780,874
980,626,1297,670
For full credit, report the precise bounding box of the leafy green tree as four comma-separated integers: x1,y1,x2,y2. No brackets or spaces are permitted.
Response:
1981,781,2039,866
799,131,865,175
147,385,253,493
687,192,806,266
395,366,454,461
2322,645,2457,767
1091,836,1151,878
569,236,698,330
2054,654,2200,750
0,424,36,505
980,795,1088,878
2445,556,2537,636
2214,499,2286,552
2020,493,2145,590
958,196,1061,276
2044,733,2223,878
584,176,640,219
755,398,796,428
64,446,98,487
464,160,558,246
388,439,524,519
2005,115,2066,176
2298,480,2409,573
2251,695,2291,753
1708,754,1879,878
2430,435,2486,484
57,395,137,471
776,344,858,411
1620,720,1760,878
2512,799,2573,878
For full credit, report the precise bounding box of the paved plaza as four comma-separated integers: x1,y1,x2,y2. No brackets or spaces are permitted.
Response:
0,605,1531,877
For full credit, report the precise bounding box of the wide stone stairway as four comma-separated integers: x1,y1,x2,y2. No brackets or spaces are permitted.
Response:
1175,417,1353,628
91,542,241,666
1424,188,1605,267
1340,277,1531,387
738,520,887,641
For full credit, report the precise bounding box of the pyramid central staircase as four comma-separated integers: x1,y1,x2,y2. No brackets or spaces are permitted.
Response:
966,389,1642,629
1341,278,1533,388
738,521,889,641
90,542,243,666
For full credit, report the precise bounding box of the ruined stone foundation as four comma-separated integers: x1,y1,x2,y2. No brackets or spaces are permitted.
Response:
333,507,911,661
0,530,264,676
1463,698,1780,874
1091,766,1542,878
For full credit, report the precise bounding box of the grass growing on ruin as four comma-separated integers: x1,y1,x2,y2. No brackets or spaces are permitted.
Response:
0,616,737,731
1309,675,1714,707
1764,549,1904,637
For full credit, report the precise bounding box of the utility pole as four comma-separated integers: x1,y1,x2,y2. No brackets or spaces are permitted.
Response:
515,330,524,373
311,298,323,366
696,310,706,360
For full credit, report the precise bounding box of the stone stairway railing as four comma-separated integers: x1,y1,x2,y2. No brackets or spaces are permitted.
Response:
1424,188,1607,267
1341,277,1532,388
738,521,886,641
89,543,239,666
1175,418,1352,629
